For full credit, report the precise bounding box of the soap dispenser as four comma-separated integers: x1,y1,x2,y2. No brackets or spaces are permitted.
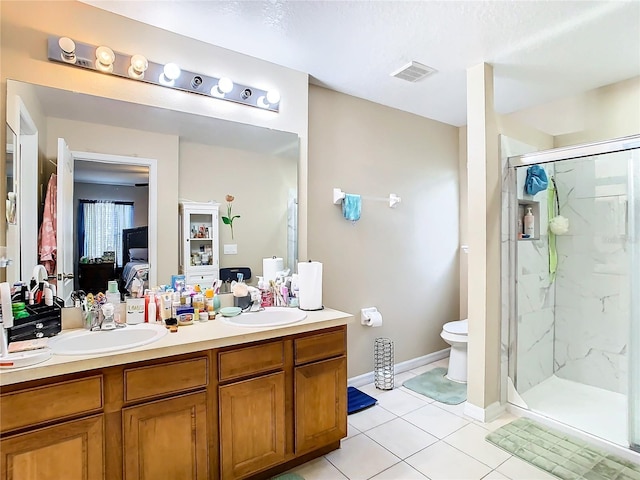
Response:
524,207,535,237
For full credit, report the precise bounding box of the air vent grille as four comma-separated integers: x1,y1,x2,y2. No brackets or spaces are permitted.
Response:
391,61,436,82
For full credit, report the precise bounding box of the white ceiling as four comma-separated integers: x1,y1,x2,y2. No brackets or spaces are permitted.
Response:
82,0,640,129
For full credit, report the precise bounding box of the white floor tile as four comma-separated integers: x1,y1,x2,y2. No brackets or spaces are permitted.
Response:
406,441,492,480
376,388,430,416
394,371,417,385
495,457,557,480
325,434,400,480
410,357,449,375
443,423,511,468
403,404,469,439
433,400,468,418
357,382,388,399
370,461,429,479
482,470,511,480
347,422,361,439
348,405,396,432
288,457,348,480
366,417,438,459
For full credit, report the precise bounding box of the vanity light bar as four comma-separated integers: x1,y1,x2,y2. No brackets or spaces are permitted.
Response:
47,36,280,113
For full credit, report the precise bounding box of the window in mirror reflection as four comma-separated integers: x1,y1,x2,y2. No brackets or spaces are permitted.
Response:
79,200,133,267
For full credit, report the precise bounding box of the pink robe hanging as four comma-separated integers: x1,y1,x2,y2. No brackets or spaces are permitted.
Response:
38,173,57,276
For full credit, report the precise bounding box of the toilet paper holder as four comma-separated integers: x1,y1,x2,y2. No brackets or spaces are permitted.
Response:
361,307,379,325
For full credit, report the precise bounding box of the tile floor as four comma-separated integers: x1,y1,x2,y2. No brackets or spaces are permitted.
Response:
287,358,558,480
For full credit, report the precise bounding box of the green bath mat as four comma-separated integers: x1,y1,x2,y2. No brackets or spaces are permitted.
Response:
402,367,467,405
486,418,640,480
272,474,304,480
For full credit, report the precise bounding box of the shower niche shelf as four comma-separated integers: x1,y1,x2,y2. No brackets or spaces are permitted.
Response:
518,200,540,241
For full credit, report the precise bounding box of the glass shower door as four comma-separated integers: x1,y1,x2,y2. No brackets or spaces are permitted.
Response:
629,149,640,452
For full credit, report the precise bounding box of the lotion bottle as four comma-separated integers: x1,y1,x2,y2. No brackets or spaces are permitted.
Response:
524,207,535,237
147,293,156,323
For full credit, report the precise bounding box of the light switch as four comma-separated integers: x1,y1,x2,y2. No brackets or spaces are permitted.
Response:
223,244,238,255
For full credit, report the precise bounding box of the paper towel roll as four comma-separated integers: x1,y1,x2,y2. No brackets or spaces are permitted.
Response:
263,257,284,283
298,261,323,311
363,311,382,327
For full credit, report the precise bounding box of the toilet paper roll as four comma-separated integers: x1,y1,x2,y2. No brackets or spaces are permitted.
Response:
363,311,382,327
263,257,284,283
298,261,323,311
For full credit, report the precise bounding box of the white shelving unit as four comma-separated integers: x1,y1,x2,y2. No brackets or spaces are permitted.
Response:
179,202,220,287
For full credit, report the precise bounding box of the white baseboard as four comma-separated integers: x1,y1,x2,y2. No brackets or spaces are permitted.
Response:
464,401,504,423
347,348,450,388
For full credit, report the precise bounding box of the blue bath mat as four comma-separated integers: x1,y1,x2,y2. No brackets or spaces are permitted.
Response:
347,386,377,414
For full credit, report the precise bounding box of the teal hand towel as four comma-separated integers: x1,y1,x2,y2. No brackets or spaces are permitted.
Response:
342,194,361,221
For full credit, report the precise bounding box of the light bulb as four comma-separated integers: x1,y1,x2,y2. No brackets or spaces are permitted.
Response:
128,54,148,79
95,46,115,73
257,96,270,109
163,63,181,81
58,37,76,63
218,77,233,94
266,90,280,104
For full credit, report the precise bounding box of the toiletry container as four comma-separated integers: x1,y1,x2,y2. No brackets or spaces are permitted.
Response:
523,207,535,237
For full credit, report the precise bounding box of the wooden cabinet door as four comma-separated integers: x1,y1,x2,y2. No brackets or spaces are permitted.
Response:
219,371,286,480
0,415,104,480
295,356,347,454
123,392,208,480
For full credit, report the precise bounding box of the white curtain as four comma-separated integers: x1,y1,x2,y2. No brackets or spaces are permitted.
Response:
82,201,134,266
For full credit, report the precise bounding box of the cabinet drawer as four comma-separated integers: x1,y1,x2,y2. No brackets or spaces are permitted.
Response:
0,376,103,433
124,357,208,402
219,341,284,382
295,328,346,365
187,273,217,287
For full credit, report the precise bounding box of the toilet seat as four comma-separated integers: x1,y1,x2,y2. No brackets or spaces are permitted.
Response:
442,319,468,336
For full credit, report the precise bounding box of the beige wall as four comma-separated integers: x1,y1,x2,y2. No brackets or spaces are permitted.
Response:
178,142,296,279
1,1,309,282
508,76,640,147
308,85,460,377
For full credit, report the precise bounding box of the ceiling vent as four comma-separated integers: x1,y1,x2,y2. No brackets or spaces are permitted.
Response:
391,61,437,82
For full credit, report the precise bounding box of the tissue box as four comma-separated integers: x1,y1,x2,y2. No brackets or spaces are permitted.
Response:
126,298,145,324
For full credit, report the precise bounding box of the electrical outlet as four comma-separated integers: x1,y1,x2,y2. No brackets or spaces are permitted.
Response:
223,244,238,255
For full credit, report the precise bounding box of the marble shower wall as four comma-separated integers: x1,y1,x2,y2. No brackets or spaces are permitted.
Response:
553,153,631,394
514,163,556,394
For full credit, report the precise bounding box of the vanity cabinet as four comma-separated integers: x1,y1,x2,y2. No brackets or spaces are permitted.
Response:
179,202,220,288
123,392,209,480
0,415,104,480
219,373,286,479
0,324,348,480
121,356,210,480
218,340,288,480
294,330,347,454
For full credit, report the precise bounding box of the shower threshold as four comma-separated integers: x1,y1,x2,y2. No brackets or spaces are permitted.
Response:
520,375,627,447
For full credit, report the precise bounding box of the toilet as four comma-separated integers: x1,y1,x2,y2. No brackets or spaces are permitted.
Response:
440,319,468,383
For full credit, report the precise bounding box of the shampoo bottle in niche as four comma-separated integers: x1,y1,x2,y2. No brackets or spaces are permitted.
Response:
524,207,535,237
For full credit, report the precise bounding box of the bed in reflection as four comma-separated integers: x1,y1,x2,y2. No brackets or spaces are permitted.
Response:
121,226,149,294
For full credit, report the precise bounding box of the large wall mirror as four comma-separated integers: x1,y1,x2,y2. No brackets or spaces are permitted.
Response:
6,79,299,302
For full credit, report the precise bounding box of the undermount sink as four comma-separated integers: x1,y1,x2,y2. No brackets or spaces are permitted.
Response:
219,307,307,327
49,323,168,355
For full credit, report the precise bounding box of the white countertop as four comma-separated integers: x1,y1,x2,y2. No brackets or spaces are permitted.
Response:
0,308,353,386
